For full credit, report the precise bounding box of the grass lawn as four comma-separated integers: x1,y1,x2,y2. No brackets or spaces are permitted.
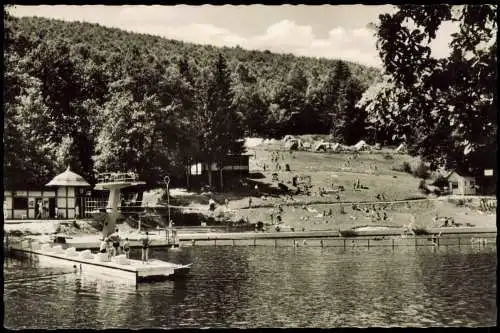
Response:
163,138,496,231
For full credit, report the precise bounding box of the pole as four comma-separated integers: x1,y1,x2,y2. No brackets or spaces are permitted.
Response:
164,176,171,241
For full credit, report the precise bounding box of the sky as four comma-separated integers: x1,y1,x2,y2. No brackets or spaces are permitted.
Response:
10,5,458,68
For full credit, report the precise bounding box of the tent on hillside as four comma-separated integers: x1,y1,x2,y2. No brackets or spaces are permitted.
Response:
314,142,329,152
244,138,264,148
330,142,341,152
353,140,370,151
340,144,353,152
285,140,299,151
395,143,407,153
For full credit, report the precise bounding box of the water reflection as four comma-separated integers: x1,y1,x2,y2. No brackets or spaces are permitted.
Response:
3,245,497,328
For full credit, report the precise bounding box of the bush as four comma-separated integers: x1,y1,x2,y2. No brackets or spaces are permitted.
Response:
339,229,358,237
383,153,394,160
9,230,25,237
412,227,430,235
392,161,412,173
432,175,449,188
402,161,412,173
418,180,430,194
413,162,430,179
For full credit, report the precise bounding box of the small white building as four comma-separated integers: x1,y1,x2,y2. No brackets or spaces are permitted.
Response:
3,167,90,220
446,171,477,195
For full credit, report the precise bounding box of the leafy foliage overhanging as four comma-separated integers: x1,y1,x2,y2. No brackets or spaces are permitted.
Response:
357,4,497,174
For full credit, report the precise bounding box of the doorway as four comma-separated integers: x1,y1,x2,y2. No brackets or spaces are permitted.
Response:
48,198,56,218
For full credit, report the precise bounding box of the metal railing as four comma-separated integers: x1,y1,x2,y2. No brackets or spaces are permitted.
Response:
96,172,138,183
187,235,497,248
83,198,108,217
83,198,150,217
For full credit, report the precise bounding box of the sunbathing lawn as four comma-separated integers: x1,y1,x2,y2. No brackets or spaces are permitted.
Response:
169,138,496,231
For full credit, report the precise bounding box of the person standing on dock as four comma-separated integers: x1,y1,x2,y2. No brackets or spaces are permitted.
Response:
105,237,113,261
123,238,130,259
141,232,151,264
109,228,120,256
99,239,107,254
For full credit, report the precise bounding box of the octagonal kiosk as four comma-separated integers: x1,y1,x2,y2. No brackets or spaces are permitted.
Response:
46,166,90,219
94,172,146,238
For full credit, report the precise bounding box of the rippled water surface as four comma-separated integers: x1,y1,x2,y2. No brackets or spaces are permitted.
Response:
4,245,497,328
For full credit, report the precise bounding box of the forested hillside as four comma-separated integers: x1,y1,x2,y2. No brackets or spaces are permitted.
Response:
4,14,380,188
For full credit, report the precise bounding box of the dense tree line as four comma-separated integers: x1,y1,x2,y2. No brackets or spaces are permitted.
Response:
358,4,497,175
4,14,379,188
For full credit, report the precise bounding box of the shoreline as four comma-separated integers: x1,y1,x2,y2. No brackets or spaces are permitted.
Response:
6,226,496,251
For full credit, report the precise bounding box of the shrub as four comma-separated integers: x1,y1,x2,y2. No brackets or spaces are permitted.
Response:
413,162,430,179
402,161,412,173
432,175,449,188
447,198,466,206
9,230,24,237
418,180,430,194
412,227,430,235
340,229,358,237
392,161,412,173
383,153,394,160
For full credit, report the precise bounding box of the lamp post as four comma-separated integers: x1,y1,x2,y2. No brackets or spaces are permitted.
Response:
164,176,171,242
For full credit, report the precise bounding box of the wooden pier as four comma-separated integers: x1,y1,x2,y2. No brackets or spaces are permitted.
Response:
7,240,191,284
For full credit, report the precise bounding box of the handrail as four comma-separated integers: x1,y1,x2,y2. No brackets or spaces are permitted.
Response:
96,172,138,183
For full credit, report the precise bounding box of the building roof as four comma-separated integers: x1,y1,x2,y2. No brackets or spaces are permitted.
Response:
445,170,476,179
45,166,90,187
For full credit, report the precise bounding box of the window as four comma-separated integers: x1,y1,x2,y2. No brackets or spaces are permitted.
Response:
13,197,28,210
190,163,202,175
451,181,459,189
470,180,475,188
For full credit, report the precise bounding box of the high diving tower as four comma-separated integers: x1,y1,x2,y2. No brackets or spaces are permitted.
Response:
94,172,146,238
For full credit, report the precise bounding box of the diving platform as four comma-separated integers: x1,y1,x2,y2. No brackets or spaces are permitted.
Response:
94,172,146,238
7,241,191,284
5,171,192,283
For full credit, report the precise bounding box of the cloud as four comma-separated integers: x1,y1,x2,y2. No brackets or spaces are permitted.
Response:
246,20,382,67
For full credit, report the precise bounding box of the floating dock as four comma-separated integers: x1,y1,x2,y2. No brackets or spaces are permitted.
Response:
7,240,191,284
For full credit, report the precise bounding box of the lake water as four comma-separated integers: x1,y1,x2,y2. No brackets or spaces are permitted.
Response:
3,244,497,328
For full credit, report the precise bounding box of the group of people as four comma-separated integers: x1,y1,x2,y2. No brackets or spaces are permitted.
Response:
99,228,130,260
99,229,152,264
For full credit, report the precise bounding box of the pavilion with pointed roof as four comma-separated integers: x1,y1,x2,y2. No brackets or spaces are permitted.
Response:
4,166,90,220
46,166,91,187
